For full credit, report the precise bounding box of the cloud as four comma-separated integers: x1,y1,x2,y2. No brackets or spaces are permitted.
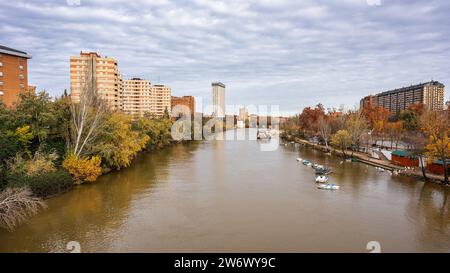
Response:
0,0,449,115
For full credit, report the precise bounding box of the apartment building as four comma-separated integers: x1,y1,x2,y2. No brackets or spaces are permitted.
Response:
171,96,195,118
360,81,445,113
212,82,226,118
151,84,171,116
239,107,248,121
0,45,32,107
123,78,152,116
70,52,123,111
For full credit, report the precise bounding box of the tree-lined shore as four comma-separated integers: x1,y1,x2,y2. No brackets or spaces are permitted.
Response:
280,103,450,184
0,91,173,231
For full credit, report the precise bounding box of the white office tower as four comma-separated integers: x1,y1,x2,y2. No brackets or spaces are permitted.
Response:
212,82,226,118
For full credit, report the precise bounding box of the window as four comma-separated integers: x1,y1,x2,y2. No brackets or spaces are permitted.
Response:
0,72,2,77
20,83,24,88
0,91,3,96
19,74,24,79
19,65,24,70
0,81,3,86
0,62,2,67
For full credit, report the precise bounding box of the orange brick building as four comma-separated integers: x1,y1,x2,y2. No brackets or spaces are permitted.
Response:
0,45,32,107
171,96,195,118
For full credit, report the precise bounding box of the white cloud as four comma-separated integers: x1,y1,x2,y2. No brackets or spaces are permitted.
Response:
0,0,449,114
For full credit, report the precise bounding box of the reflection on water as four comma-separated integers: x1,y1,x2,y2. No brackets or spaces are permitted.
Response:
0,129,449,252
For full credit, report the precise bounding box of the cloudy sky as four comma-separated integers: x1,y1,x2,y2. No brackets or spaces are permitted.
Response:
1,0,449,115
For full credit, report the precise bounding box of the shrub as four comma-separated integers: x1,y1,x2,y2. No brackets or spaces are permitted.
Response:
62,154,102,184
0,167,7,191
7,150,58,177
0,187,46,232
7,169,74,198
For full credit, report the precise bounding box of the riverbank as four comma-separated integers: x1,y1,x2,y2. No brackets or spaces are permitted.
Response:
3,128,449,253
282,135,447,184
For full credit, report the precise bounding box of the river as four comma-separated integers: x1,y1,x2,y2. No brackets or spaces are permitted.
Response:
0,129,449,252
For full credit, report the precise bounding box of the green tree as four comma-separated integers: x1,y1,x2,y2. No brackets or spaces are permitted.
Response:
14,91,57,145
90,112,149,170
135,114,173,150
399,110,419,131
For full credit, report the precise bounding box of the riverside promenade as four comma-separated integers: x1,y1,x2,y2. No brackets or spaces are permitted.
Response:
286,136,447,184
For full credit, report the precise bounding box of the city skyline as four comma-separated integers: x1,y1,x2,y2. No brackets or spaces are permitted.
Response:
1,0,449,115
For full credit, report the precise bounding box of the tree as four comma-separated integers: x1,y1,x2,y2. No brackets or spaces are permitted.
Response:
0,187,46,232
318,116,331,150
346,111,368,154
385,121,404,150
69,58,108,158
362,105,390,128
163,107,170,119
421,111,450,184
90,112,149,170
331,130,352,158
399,110,419,131
62,154,102,184
14,91,57,145
298,104,325,138
403,131,428,180
13,126,33,156
134,114,173,150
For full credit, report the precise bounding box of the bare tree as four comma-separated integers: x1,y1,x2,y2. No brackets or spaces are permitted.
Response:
318,116,331,151
69,58,108,158
403,131,428,181
0,187,46,232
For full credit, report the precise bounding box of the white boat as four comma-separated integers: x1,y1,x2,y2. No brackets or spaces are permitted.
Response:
315,175,329,183
317,184,340,190
296,158,303,162
257,130,271,140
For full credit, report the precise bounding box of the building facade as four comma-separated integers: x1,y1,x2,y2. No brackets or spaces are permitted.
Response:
122,79,172,117
151,84,171,116
212,82,226,118
70,52,123,111
239,107,248,122
171,96,195,118
360,81,445,113
0,45,32,107
122,78,152,116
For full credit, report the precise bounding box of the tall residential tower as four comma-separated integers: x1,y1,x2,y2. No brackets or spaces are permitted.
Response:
212,82,226,118
122,78,152,116
70,52,123,111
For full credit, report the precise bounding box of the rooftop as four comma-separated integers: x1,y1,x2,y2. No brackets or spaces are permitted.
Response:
376,81,445,97
212,82,226,88
392,150,414,157
80,52,101,58
0,45,32,59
